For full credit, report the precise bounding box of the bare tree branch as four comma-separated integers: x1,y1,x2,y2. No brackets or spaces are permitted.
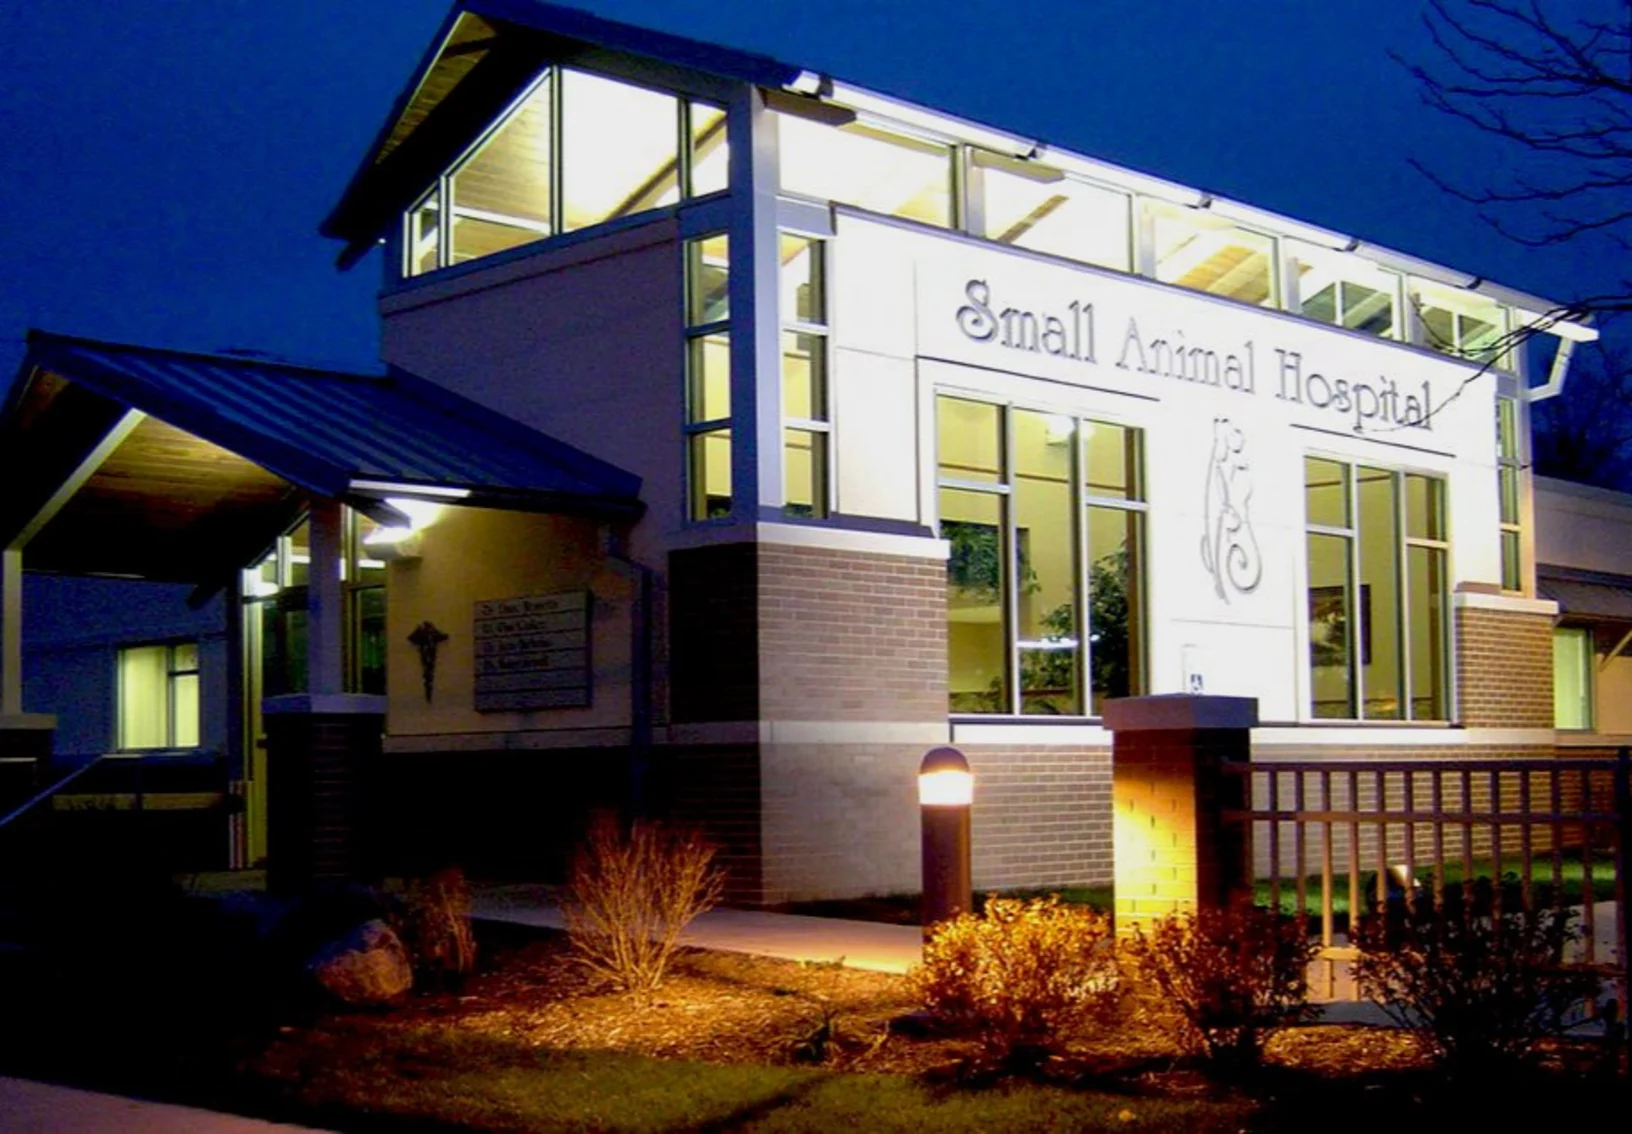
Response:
1397,0,1632,314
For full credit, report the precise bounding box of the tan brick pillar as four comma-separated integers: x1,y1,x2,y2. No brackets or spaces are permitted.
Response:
263,694,385,894
1103,695,1257,938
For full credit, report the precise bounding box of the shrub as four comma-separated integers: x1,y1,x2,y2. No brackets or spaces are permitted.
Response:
561,813,725,1001
1126,902,1317,1074
911,895,1119,1070
398,866,478,988
1353,903,1598,1076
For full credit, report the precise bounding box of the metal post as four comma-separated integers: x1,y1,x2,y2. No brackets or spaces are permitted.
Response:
920,746,973,939
1613,747,1630,1062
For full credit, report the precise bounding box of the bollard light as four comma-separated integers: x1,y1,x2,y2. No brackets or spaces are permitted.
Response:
920,746,973,938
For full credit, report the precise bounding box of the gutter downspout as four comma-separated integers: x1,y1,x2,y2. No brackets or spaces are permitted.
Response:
1529,336,1578,403
600,524,655,818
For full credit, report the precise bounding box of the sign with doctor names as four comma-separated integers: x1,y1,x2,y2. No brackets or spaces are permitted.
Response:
473,591,591,712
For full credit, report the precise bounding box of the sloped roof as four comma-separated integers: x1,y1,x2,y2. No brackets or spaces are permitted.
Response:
1538,566,1632,623
3,330,643,542
321,0,801,264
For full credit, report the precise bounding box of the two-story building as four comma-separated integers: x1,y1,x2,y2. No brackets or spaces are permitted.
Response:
1,0,1599,901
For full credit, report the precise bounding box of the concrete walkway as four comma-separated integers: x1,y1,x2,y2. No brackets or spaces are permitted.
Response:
472,883,925,973
0,1077,331,1133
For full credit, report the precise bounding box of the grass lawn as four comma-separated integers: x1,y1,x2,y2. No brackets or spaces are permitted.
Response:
262,1024,1253,1133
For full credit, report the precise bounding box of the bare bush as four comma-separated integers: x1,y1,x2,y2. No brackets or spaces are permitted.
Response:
1126,902,1318,1075
562,813,725,1000
398,867,477,988
1353,904,1598,1075
911,896,1120,1070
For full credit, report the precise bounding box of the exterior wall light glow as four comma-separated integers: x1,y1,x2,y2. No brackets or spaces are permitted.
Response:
920,746,973,934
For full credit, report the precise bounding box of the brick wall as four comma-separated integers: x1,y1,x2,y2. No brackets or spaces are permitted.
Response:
669,544,759,723
653,744,764,905
758,544,947,723
265,711,383,892
759,742,922,903
960,744,1114,891
1456,605,1555,727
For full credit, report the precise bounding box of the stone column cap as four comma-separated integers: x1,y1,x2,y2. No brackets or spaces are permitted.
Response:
263,694,388,717
0,713,57,731
1102,694,1259,732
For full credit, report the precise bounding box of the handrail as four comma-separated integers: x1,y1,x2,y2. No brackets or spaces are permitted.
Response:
0,755,107,833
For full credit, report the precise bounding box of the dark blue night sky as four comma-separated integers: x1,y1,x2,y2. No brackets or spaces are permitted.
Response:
0,0,1622,380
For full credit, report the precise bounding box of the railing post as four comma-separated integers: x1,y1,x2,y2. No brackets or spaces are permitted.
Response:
1614,747,1630,1062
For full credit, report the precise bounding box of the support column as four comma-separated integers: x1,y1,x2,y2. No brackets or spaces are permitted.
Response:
1103,694,1257,938
0,549,54,814
263,499,378,893
263,694,386,893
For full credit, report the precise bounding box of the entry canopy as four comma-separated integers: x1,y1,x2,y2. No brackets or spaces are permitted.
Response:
1538,566,1632,623
0,330,643,585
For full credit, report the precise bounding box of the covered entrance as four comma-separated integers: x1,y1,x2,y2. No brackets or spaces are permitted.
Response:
0,330,642,885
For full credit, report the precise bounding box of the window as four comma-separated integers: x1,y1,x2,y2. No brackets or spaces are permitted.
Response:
1553,627,1594,730
938,396,1146,715
685,233,731,519
1289,243,1400,339
405,68,728,276
781,234,829,518
1496,396,1523,592
1412,280,1511,369
777,112,953,228
118,643,199,750
1305,459,1448,720
1146,201,1277,307
976,151,1131,273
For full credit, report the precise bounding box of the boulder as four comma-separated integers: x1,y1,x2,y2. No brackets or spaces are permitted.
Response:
308,918,413,1007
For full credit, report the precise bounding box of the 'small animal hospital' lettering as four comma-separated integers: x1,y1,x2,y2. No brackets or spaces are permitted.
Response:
954,278,1433,433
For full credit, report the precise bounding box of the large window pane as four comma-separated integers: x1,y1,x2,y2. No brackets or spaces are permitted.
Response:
943,488,1007,713
1086,506,1143,712
450,75,553,264
1149,203,1276,307
406,188,441,277
937,396,1003,483
1407,546,1448,721
1304,457,1349,528
1084,422,1142,501
1015,410,1079,715
689,429,731,519
1308,533,1355,719
784,429,826,519
778,113,952,227
1413,280,1511,369
1405,473,1446,541
689,102,729,196
688,334,731,422
1553,627,1594,730
687,234,729,326
1358,468,1403,719
1291,243,1399,338
779,234,825,324
782,333,826,421
119,645,168,749
171,672,200,748
563,70,680,231
978,154,1131,272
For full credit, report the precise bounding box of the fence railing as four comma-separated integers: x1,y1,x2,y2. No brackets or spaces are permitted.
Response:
1225,752,1630,1008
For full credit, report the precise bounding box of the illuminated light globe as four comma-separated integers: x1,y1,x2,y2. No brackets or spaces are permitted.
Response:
918,746,973,806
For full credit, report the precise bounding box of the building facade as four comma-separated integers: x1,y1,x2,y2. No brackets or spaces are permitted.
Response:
2,0,1601,901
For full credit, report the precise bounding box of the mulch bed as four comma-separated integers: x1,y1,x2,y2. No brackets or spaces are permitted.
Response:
254,925,1439,1088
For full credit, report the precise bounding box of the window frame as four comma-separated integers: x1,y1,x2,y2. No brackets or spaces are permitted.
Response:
1302,456,1451,722
779,231,831,519
683,231,732,521
404,67,728,278
1496,396,1525,593
936,393,1148,718
1552,624,1595,732
116,641,201,752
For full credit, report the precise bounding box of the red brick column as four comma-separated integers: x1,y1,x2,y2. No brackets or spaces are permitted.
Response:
264,695,385,894
1103,695,1257,938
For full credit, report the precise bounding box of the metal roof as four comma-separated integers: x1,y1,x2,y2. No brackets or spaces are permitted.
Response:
1538,566,1632,622
9,330,643,520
